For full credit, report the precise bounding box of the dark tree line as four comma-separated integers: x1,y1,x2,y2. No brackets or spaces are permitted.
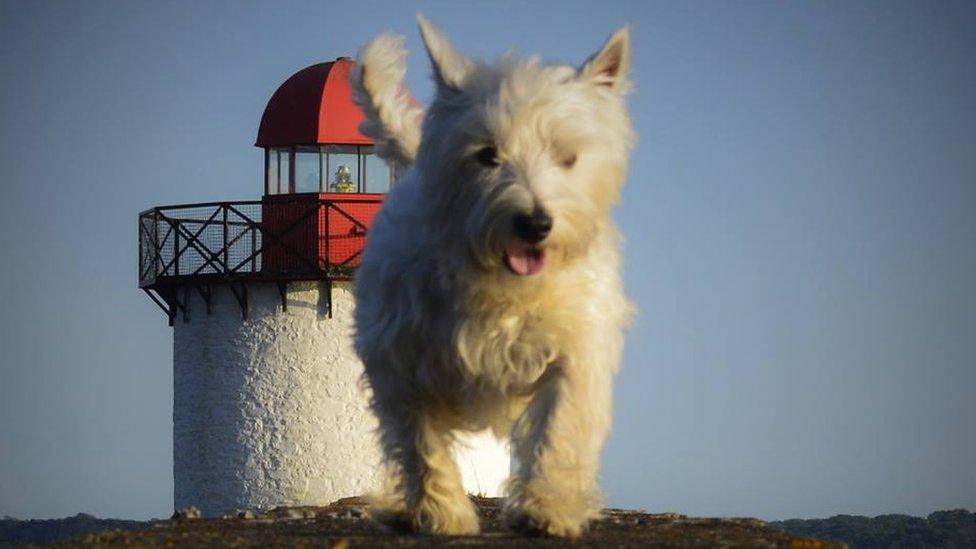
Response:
772,509,976,548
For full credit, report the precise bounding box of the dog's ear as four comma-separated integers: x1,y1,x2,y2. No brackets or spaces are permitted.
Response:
352,34,424,168
579,26,631,93
417,14,472,93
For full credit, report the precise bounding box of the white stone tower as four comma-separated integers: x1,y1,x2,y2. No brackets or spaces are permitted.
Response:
139,58,510,517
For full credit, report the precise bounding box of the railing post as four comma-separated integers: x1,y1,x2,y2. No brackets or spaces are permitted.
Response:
222,206,229,275
138,215,143,285
251,224,257,272
153,210,161,279
324,200,330,276
173,220,180,276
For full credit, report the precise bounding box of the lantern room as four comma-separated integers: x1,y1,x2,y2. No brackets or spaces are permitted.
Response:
256,57,394,195
255,57,388,279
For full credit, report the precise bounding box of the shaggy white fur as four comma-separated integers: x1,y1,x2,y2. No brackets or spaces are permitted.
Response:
351,16,635,538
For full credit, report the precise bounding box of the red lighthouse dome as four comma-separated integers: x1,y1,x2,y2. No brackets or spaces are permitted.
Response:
256,58,371,147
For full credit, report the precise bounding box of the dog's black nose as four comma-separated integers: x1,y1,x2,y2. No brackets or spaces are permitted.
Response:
513,210,553,244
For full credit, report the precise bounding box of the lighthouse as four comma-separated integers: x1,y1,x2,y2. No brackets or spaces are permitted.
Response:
138,57,510,516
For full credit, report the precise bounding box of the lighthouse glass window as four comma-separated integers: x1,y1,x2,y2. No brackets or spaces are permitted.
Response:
363,149,392,193
266,147,292,195
294,146,320,193
324,145,360,193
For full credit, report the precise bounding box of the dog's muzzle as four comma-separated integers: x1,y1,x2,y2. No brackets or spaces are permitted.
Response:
504,209,551,276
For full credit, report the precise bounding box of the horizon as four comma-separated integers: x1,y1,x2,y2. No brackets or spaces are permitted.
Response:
1,0,974,521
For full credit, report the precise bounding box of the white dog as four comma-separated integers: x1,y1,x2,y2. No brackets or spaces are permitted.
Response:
351,16,634,537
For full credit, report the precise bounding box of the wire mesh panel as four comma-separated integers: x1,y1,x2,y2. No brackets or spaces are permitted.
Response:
168,205,223,276
322,199,382,273
225,205,263,274
138,195,383,289
261,198,322,274
138,213,160,284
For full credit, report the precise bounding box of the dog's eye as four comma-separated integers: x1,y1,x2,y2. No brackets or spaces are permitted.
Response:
560,153,578,169
475,146,500,167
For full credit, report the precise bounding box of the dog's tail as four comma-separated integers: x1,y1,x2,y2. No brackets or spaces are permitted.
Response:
351,34,423,169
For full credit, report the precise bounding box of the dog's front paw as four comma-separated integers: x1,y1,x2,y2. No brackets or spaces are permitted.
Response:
368,498,415,533
369,491,480,535
371,498,480,535
503,503,589,538
412,495,481,535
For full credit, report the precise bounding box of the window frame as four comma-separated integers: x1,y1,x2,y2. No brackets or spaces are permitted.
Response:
264,145,394,195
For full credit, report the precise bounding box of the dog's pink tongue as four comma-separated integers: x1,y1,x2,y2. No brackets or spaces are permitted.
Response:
504,246,546,276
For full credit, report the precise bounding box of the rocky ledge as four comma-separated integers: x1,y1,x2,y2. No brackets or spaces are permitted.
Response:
41,497,842,548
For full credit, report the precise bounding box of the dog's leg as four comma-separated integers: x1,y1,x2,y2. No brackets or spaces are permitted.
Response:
371,399,480,535
504,363,613,537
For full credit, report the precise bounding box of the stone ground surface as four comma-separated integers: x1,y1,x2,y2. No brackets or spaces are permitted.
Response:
38,497,843,548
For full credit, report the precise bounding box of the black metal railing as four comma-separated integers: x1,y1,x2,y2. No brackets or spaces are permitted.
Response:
138,196,382,290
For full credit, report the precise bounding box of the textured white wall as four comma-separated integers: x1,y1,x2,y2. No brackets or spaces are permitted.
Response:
173,282,508,516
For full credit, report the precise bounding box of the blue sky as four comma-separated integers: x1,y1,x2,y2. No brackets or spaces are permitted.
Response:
1,0,974,521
